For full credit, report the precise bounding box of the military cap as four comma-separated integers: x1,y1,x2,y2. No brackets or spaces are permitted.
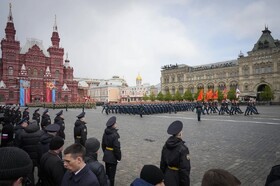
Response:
43,109,49,115
34,108,39,112
56,110,63,116
77,112,85,119
16,107,20,111
24,107,29,111
106,116,116,127
167,120,183,135
45,124,60,132
17,117,28,125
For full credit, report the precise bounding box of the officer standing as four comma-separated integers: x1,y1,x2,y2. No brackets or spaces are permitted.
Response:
32,108,40,126
41,109,51,131
102,116,121,186
22,107,30,122
74,112,87,146
196,102,203,121
54,110,65,139
160,120,191,186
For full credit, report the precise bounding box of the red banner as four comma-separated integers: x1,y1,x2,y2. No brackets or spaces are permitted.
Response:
197,89,204,101
25,88,31,104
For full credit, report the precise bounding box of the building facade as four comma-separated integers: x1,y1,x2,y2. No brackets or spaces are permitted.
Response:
161,27,280,102
0,4,78,105
120,74,151,102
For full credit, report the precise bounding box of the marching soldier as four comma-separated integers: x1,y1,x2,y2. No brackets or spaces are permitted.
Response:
54,110,65,139
102,116,122,186
32,108,40,126
160,120,191,186
74,112,87,146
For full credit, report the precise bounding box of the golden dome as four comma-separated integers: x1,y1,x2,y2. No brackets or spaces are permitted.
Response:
136,73,142,81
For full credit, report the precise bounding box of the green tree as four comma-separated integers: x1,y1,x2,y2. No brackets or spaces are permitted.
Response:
227,88,236,101
164,91,172,101
157,91,164,101
143,93,149,101
149,92,156,101
260,85,274,101
217,89,224,102
193,90,201,101
174,90,183,101
183,90,193,101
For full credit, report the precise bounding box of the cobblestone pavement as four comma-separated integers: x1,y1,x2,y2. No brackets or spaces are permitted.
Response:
6,105,280,186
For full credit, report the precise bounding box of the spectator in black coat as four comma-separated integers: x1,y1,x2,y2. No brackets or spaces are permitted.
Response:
40,136,65,186
40,124,60,155
102,116,121,186
0,147,33,186
18,120,44,185
131,165,165,186
14,117,28,147
0,120,14,147
62,143,100,186
201,169,241,186
85,137,109,186
54,110,65,139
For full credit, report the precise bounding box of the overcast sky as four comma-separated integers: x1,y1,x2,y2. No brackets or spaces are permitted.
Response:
0,0,279,86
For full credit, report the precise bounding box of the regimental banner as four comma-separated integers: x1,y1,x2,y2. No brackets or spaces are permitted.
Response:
19,80,31,106
46,82,56,103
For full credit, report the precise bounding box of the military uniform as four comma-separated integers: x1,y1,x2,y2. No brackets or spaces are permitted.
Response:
160,120,191,186
196,103,203,121
102,116,121,186
74,112,87,146
32,108,41,125
22,107,30,122
41,109,51,130
54,110,65,139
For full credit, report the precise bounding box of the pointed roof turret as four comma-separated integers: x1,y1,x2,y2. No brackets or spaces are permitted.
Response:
62,83,70,91
252,26,277,51
64,52,71,68
51,15,60,47
53,14,58,32
19,64,27,76
44,66,52,78
0,80,7,89
5,3,16,40
8,3,13,23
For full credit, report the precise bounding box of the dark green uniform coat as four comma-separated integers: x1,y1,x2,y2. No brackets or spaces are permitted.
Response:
160,136,191,186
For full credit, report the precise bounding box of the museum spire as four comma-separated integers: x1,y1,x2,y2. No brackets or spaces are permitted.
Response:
8,3,13,23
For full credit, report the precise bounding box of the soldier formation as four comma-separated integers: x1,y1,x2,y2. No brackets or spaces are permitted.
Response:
0,101,262,186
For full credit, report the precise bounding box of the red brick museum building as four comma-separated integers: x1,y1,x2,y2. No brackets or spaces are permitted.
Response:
0,4,78,105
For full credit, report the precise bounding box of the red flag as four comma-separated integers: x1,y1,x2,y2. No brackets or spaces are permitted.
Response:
197,89,204,101
206,89,213,100
213,90,218,100
25,88,31,104
46,82,52,102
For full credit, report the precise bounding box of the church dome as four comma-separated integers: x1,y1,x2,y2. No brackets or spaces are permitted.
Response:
136,73,142,81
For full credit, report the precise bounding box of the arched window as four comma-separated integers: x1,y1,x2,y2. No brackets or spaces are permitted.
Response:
8,66,13,76
55,70,60,78
33,69,38,76
179,85,184,94
28,68,32,76
39,69,44,77
172,86,176,95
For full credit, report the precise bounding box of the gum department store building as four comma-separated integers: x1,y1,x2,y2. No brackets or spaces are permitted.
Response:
0,4,78,105
161,27,280,102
